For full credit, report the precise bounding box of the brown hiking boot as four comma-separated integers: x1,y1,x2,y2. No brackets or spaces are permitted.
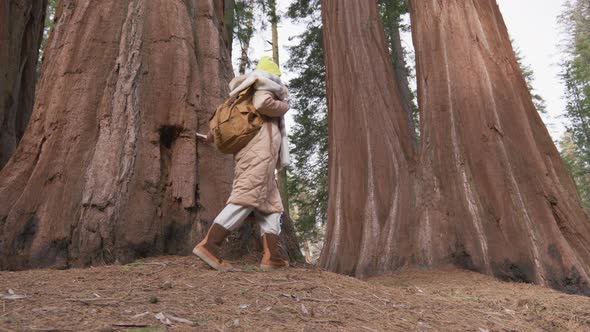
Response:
193,224,234,271
260,233,290,271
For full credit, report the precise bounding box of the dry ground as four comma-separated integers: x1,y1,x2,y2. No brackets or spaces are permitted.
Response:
1,256,589,331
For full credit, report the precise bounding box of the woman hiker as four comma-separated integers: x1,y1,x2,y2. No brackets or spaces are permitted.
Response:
194,56,291,272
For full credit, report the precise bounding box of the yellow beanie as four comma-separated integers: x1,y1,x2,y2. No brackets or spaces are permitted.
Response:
256,56,282,76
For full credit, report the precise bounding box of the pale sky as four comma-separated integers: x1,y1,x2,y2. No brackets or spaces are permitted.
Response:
496,0,568,141
238,0,569,142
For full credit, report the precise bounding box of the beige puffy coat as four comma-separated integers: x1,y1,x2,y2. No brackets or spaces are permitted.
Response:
226,74,289,214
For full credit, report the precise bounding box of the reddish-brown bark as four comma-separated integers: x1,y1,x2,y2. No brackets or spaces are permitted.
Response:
320,0,590,294
0,0,48,169
319,0,416,277
0,0,235,269
409,0,590,294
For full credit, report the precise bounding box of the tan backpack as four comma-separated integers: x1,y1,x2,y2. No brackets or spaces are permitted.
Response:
209,86,266,154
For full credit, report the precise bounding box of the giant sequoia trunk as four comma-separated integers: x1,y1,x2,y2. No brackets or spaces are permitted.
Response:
319,0,415,277
409,0,590,294
0,0,235,269
320,0,590,295
0,0,48,169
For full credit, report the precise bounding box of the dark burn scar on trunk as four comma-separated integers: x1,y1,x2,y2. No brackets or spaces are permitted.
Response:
547,244,562,263
158,125,183,148
13,215,39,253
491,259,535,284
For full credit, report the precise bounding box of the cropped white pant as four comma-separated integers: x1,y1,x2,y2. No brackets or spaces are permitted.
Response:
213,203,282,236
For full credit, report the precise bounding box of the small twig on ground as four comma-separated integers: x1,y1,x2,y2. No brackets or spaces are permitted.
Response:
261,292,282,305
320,284,334,294
66,297,121,306
242,277,256,285
0,327,17,332
298,314,343,325
267,281,317,287
361,326,381,332
372,293,390,303
242,277,319,289
337,298,386,315
122,280,135,299
130,262,167,268
311,319,343,324
142,262,168,275
132,311,150,318
297,297,336,303
124,261,168,275
324,304,339,313
66,297,120,302
112,323,151,328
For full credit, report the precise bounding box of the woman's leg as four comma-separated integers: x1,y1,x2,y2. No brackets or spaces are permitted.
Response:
193,204,253,271
255,210,282,236
214,204,254,231
254,210,288,270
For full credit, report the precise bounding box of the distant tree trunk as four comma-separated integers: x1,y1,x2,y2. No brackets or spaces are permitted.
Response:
238,0,254,75
267,0,289,216
319,0,415,277
269,0,280,66
224,0,235,56
0,0,235,270
261,0,302,261
409,0,590,294
0,0,48,169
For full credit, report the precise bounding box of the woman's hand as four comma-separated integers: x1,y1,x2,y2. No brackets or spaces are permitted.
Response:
197,130,214,144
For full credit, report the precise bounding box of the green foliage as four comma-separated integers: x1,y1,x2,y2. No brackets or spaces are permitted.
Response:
37,0,58,77
558,0,590,210
286,0,317,18
378,0,418,139
39,0,58,61
378,0,409,26
234,0,255,72
513,42,548,113
561,131,590,210
286,0,326,241
234,1,255,48
260,0,280,25
233,0,281,73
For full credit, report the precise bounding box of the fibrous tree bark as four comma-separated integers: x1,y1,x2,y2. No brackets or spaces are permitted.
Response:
319,0,415,277
0,0,235,269
0,0,48,169
320,0,590,295
409,0,590,294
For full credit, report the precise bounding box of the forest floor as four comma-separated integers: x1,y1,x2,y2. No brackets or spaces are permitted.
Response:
1,256,590,332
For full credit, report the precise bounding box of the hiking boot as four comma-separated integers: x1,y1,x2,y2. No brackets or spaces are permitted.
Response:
260,233,289,271
193,224,234,271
